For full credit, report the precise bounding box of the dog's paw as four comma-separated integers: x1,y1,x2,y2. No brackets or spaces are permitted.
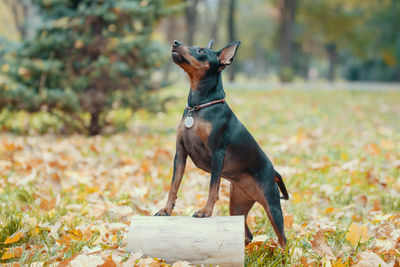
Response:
154,209,171,216
245,236,253,246
192,209,212,218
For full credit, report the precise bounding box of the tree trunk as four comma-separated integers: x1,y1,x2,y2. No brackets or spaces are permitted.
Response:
89,110,100,136
185,0,200,46
278,0,296,82
162,17,177,82
3,0,29,39
227,0,237,82
326,43,337,82
86,17,106,136
209,0,224,44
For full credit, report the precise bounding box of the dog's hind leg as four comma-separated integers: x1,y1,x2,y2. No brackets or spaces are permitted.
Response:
229,182,255,245
257,174,287,248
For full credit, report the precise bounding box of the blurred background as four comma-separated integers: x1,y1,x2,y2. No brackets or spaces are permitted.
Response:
0,0,399,135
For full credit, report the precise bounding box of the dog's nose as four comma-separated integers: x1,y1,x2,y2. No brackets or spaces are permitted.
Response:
173,40,182,47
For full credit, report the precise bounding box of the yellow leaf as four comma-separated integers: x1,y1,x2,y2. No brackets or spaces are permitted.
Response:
68,229,84,241
292,192,302,204
332,258,346,267
85,186,99,194
4,230,25,244
346,223,370,246
1,247,23,260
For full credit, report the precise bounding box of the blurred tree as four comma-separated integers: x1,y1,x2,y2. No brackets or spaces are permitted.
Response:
227,0,237,81
0,0,174,135
278,0,296,82
209,0,224,44
297,0,382,81
358,0,400,81
186,0,200,45
2,0,30,39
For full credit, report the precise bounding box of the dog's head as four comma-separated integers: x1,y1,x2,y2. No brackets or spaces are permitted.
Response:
172,39,241,90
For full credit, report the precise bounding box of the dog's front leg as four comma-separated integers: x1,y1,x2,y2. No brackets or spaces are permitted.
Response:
155,144,187,216
193,149,225,217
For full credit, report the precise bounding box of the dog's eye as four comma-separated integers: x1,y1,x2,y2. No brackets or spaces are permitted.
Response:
198,48,205,54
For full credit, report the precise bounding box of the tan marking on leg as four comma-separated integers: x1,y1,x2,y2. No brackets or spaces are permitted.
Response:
194,179,220,217
237,175,286,248
230,182,255,245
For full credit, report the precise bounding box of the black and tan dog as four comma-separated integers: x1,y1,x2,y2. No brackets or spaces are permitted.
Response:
155,39,289,247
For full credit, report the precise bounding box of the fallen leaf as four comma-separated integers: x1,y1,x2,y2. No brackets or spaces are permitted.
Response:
107,222,128,234
324,207,335,214
4,230,25,244
70,254,104,266
1,247,23,260
346,223,370,246
365,143,381,155
40,197,57,211
138,257,160,267
284,214,293,229
372,198,382,211
100,257,117,267
352,194,368,207
122,251,144,267
68,229,84,241
292,192,302,204
332,258,346,267
310,230,334,259
353,251,391,267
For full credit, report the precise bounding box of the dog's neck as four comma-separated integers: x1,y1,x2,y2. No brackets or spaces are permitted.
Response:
187,73,226,107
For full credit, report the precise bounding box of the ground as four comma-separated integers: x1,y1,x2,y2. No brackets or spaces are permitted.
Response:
0,86,399,266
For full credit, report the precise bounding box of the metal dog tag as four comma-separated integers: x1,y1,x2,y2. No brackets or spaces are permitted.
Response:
184,116,194,128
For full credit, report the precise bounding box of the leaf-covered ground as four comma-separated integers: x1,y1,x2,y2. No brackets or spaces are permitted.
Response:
1,87,399,266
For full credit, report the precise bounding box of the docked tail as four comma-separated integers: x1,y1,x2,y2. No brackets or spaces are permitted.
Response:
275,171,289,200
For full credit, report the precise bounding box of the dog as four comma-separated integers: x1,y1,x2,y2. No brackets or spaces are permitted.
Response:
155,39,289,247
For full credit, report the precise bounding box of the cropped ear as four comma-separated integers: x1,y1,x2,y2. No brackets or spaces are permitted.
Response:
218,41,241,66
207,39,214,49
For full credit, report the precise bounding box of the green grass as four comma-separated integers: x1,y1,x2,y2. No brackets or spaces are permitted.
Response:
0,86,399,265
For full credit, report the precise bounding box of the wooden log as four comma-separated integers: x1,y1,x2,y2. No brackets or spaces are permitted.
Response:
126,216,244,267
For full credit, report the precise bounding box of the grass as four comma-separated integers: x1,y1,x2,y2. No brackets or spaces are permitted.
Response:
0,85,399,265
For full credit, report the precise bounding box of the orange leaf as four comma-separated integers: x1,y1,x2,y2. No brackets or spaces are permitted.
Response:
332,258,346,267
365,143,381,155
346,223,370,246
284,214,293,229
1,247,23,260
40,197,57,211
4,230,25,244
372,199,382,211
310,230,334,259
141,160,151,173
2,139,17,152
324,207,335,214
100,258,117,267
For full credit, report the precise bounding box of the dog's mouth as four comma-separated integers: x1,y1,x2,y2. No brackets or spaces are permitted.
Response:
172,48,190,65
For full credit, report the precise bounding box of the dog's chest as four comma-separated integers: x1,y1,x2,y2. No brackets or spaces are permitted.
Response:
178,117,213,170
